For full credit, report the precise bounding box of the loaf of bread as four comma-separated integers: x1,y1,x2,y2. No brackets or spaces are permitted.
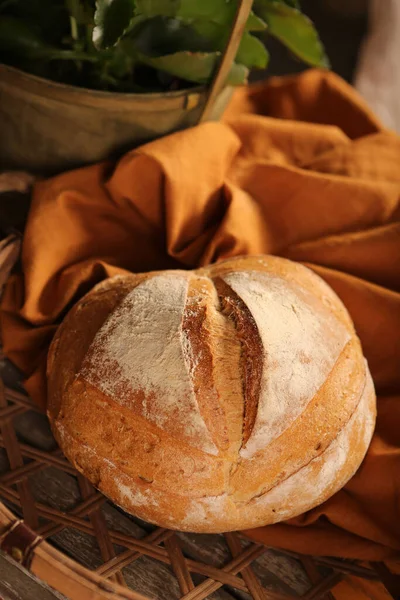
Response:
47,255,376,533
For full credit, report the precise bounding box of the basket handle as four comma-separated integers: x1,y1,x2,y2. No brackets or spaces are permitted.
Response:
198,0,254,123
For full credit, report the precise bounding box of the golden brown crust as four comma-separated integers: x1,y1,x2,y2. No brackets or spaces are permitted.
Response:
47,255,376,533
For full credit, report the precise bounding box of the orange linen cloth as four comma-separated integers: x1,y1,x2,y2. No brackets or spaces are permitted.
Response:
1,70,400,597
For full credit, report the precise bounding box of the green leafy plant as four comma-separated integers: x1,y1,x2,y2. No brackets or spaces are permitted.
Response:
0,0,328,92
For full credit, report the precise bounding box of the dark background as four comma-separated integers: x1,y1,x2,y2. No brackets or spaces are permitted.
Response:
253,0,368,83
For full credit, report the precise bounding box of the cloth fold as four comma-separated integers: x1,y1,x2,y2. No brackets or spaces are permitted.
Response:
1,70,400,594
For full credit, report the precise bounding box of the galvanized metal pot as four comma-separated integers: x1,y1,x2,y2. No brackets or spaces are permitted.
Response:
0,65,233,174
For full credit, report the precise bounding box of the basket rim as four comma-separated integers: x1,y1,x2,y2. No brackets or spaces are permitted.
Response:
0,63,206,102
0,503,148,600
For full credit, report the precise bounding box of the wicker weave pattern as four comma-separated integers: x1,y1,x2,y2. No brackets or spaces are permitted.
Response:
0,377,391,600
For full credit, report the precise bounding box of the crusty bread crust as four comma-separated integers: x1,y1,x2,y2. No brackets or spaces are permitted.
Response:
47,256,376,533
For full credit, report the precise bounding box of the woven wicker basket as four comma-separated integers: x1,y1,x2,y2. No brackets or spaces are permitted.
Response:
0,180,400,600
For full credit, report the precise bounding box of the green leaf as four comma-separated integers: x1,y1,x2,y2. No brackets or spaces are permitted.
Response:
177,0,237,26
125,46,248,85
227,61,249,85
254,0,329,67
246,11,268,31
177,1,266,32
135,0,179,17
237,32,269,68
141,50,217,83
188,19,224,49
190,20,268,71
127,16,212,55
122,16,251,85
93,0,135,49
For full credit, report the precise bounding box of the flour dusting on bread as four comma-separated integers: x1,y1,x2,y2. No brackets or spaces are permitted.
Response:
81,272,218,455
252,367,375,521
222,271,350,457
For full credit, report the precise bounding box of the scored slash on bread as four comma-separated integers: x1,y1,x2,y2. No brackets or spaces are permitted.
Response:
47,255,376,533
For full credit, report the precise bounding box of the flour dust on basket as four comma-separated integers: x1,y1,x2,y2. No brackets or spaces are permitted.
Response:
47,255,376,533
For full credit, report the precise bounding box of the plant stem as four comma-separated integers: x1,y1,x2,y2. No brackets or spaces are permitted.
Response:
70,15,79,41
49,50,98,62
